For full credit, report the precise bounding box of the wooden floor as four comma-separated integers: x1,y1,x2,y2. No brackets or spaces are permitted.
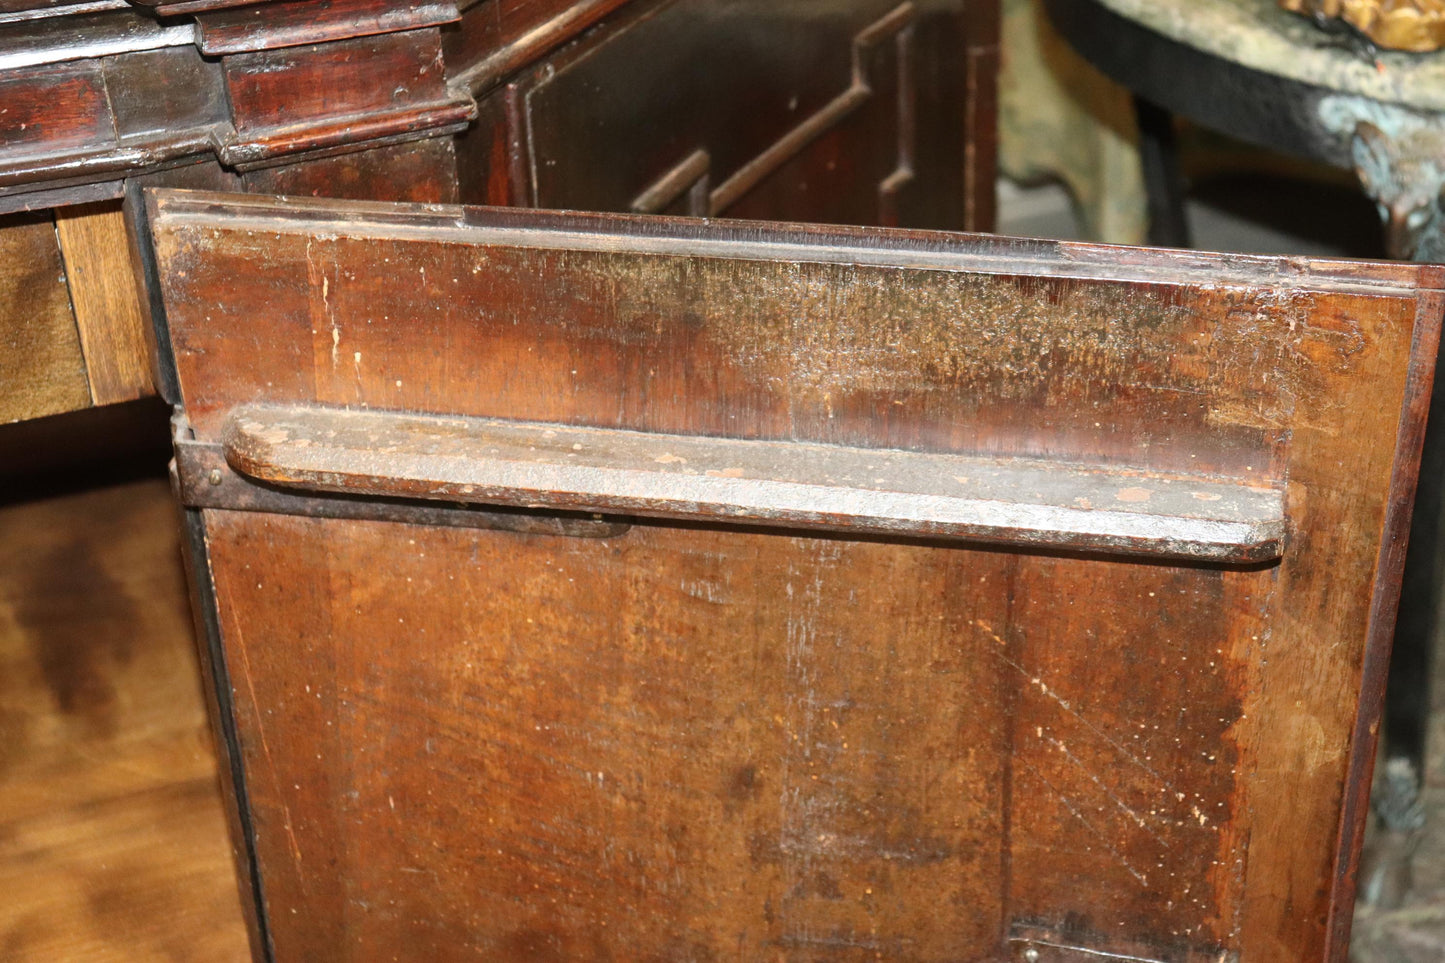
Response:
0,477,249,961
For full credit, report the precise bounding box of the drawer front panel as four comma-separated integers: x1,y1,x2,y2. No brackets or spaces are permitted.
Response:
152,190,1442,962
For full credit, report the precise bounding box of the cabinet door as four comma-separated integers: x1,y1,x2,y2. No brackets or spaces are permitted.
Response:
152,189,1442,963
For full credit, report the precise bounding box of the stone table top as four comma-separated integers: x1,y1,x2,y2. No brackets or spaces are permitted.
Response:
1097,0,1445,112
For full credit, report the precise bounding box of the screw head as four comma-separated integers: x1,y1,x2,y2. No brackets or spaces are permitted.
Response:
1023,948,1040,963
208,469,223,486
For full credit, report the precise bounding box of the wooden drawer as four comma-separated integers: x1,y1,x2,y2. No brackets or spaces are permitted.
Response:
152,189,1441,962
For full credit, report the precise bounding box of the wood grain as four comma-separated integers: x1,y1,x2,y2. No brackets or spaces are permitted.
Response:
221,402,1290,562
0,478,248,962
194,0,461,56
150,191,1445,961
0,211,90,424
219,28,475,169
0,7,471,211
54,201,154,407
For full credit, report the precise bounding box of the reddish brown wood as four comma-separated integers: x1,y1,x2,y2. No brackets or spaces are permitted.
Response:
220,28,476,169
240,138,461,205
1325,281,1445,959
0,5,472,210
151,190,1441,962
0,62,115,167
194,0,461,55
129,0,290,15
444,0,634,96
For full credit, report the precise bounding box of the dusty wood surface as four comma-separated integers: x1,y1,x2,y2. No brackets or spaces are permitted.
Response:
152,190,1444,961
0,477,248,962
221,403,1289,562
0,212,90,425
54,201,154,407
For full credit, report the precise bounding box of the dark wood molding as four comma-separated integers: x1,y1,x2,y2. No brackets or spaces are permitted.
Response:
0,1,473,211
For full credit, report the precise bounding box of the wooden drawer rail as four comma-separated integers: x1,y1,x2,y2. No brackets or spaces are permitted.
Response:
202,403,1287,563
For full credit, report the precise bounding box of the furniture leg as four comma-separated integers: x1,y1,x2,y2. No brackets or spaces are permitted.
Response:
1134,95,1192,248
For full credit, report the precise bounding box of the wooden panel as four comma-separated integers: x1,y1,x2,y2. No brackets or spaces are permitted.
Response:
0,478,248,962
150,191,1444,961
497,0,990,230
0,60,113,162
444,0,633,95
0,212,90,424
0,23,227,211
194,0,460,55
241,138,461,204
220,28,476,168
202,508,1015,961
55,200,154,406
0,7,471,209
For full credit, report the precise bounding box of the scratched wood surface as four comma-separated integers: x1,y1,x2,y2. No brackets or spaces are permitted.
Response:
0,476,249,962
152,192,1442,962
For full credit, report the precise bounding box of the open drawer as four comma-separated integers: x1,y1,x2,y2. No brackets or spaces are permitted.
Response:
151,189,1444,962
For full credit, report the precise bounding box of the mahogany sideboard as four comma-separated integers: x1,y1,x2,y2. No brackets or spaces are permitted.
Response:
5,3,1442,963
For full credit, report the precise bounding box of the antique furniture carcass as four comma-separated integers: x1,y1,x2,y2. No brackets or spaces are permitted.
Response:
1,0,1000,956
1,0,999,424
6,1,1443,961
152,187,1445,962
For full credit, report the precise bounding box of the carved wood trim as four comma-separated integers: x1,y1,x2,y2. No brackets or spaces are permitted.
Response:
629,148,710,216
0,5,477,209
193,0,460,55
445,0,632,97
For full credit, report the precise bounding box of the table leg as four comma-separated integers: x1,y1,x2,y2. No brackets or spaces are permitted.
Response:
1134,96,1192,248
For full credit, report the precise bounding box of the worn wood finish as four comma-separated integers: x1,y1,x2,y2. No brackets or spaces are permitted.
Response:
54,200,153,406
444,0,633,96
175,422,633,539
0,4,472,212
220,28,475,170
221,403,1289,562
193,0,460,56
0,478,249,962
240,138,462,205
152,190,1442,962
0,212,90,424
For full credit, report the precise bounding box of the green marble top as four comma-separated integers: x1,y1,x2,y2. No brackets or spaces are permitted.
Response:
1097,0,1445,112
